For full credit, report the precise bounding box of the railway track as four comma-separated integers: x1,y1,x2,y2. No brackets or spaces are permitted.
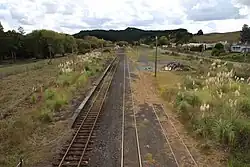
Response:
121,55,143,167
130,58,198,167
53,57,119,167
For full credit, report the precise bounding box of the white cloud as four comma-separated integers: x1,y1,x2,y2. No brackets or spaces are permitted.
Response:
0,0,249,34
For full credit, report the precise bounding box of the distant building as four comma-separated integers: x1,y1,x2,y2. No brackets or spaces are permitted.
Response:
231,44,250,53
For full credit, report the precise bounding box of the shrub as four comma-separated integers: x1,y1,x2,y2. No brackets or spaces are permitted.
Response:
215,43,224,50
193,117,214,139
212,119,235,145
76,74,88,88
38,108,52,123
177,100,191,113
45,89,56,100
46,94,67,112
237,98,250,116
56,72,79,87
175,91,201,107
233,119,250,150
211,48,221,56
184,77,203,89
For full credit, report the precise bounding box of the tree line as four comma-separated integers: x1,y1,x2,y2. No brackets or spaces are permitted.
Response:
0,22,113,63
74,27,193,45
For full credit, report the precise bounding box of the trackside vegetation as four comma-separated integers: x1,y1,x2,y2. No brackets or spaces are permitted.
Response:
159,59,250,166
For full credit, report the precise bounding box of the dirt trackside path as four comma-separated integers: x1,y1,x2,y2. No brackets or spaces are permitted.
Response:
128,58,225,167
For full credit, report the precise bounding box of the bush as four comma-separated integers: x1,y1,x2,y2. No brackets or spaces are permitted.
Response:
233,119,250,150
177,100,192,113
193,117,214,138
76,74,88,88
38,108,52,123
211,43,225,56
175,91,201,107
215,43,224,50
211,48,221,56
45,89,56,100
237,98,250,116
184,77,202,89
56,72,79,87
46,94,67,112
212,119,235,145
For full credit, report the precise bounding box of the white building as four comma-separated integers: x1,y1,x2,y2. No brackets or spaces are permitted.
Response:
231,44,250,53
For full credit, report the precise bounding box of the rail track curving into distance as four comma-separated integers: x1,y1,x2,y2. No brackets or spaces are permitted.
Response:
53,57,119,167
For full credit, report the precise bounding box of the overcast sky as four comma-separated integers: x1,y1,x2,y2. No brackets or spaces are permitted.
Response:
0,0,249,34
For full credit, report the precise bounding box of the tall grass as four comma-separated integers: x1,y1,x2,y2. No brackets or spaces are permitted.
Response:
160,58,250,166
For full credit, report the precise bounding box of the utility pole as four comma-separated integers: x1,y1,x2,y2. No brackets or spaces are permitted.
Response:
244,42,247,62
101,39,104,57
48,43,52,64
155,36,158,77
89,43,92,52
137,41,139,58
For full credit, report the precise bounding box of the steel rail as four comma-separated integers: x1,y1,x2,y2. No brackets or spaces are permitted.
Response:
57,59,118,167
77,57,119,167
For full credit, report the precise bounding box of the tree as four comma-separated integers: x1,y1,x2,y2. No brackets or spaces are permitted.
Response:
240,24,250,44
197,29,203,36
0,27,107,64
18,26,25,35
158,36,169,45
175,31,193,45
0,22,4,32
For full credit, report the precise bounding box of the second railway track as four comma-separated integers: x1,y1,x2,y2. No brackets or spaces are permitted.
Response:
53,57,119,167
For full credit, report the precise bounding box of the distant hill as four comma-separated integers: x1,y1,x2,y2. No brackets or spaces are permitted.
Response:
73,27,192,43
194,31,240,43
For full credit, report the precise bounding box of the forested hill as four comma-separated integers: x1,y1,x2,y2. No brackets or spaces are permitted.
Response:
73,27,192,43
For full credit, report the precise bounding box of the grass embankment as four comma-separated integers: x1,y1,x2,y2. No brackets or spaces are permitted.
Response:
0,51,114,167
157,57,250,166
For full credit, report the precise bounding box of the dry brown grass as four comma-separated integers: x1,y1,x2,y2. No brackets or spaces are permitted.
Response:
0,64,60,118
194,31,240,43
0,52,113,167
